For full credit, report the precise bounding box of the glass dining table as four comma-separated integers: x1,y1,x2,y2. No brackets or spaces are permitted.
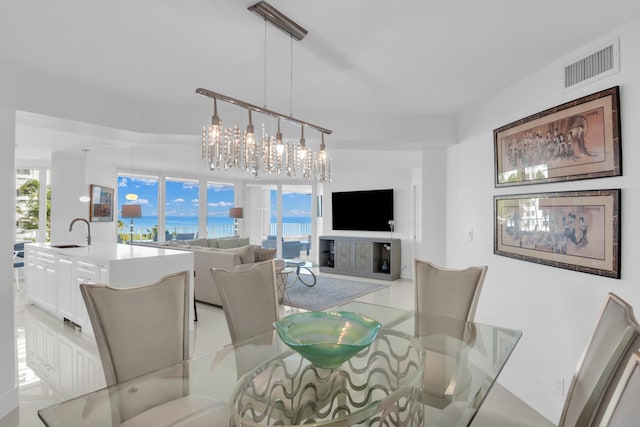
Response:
38,301,521,427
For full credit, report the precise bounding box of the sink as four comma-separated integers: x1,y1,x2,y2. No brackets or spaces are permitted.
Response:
51,244,84,249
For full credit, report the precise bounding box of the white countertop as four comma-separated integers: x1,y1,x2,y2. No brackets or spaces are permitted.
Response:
27,242,191,262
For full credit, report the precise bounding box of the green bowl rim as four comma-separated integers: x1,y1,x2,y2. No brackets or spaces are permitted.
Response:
273,311,382,348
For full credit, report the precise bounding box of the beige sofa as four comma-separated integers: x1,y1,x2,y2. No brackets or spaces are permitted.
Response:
136,237,280,306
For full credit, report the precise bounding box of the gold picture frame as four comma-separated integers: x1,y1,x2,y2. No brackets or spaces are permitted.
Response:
494,189,620,278
494,86,621,187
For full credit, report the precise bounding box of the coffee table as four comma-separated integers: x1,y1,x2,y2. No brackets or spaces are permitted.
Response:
284,260,318,287
276,267,295,304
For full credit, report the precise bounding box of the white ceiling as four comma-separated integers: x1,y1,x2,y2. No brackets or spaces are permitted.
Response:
5,0,640,172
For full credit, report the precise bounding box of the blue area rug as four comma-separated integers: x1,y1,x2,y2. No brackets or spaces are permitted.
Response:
283,275,389,311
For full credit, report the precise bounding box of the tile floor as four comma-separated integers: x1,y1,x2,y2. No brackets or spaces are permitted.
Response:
1,273,551,427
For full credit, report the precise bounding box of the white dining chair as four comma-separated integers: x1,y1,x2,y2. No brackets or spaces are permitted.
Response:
211,260,280,345
413,259,488,409
597,351,640,427
80,270,190,386
472,292,640,427
414,259,488,321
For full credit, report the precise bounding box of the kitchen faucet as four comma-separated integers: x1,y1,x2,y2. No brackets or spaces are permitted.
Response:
69,218,91,245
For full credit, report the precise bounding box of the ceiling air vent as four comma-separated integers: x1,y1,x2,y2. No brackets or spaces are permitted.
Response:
563,38,619,90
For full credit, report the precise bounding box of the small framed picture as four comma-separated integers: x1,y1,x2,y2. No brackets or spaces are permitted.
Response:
89,184,114,222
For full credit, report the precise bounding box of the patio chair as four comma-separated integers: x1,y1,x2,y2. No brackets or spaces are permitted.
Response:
13,242,25,291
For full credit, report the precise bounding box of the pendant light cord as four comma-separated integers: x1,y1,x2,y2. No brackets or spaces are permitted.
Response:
263,17,268,109
290,35,294,116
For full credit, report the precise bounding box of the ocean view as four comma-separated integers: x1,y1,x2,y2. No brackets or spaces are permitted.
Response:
120,216,312,230
119,215,312,239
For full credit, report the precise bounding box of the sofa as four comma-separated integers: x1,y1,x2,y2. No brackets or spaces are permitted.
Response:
261,235,302,259
135,236,281,306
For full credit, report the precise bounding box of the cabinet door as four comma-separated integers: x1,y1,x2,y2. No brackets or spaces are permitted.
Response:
25,249,38,302
57,256,74,321
335,241,353,270
98,264,109,283
33,264,46,305
43,258,58,314
354,242,373,272
75,261,98,330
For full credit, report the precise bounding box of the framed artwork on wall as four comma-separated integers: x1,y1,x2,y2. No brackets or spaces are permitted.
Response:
494,86,621,187
494,189,620,278
89,184,114,222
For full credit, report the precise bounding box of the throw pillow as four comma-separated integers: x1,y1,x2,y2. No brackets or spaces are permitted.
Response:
208,245,255,263
217,237,240,249
254,248,276,262
238,237,250,247
231,245,255,264
187,238,209,247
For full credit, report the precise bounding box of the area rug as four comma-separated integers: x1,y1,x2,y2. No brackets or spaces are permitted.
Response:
283,275,389,311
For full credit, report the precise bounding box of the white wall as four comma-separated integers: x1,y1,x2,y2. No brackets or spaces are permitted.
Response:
50,151,118,244
322,148,425,279
418,148,447,266
0,70,18,420
448,19,640,422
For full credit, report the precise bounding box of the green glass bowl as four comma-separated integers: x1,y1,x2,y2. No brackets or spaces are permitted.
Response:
273,311,382,369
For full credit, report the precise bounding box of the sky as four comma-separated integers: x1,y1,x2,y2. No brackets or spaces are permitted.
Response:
117,174,312,218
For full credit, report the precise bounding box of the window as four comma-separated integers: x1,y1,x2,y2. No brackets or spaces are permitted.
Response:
117,173,158,242
206,182,235,238
165,177,199,240
16,168,50,242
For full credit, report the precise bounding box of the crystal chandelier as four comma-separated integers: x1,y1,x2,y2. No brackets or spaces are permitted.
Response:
197,88,332,182
196,1,332,183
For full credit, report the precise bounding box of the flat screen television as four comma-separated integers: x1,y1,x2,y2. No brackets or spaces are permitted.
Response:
331,189,394,231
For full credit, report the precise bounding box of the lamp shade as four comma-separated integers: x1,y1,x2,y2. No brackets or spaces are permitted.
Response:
121,205,142,219
229,207,244,219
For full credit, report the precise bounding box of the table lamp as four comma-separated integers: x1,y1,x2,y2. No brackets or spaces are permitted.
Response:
121,204,142,243
229,207,243,236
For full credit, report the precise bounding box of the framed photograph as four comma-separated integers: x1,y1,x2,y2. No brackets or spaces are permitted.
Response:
494,86,621,187
494,189,620,278
89,184,114,222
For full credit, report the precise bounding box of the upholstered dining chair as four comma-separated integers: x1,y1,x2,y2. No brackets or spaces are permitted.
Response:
211,260,279,345
80,270,190,387
597,351,640,427
472,292,640,427
557,292,640,427
413,260,488,410
413,259,488,321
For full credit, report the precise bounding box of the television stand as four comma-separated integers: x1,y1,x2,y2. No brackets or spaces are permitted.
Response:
318,236,400,281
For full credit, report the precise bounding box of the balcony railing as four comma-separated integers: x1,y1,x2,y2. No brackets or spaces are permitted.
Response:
120,222,311,243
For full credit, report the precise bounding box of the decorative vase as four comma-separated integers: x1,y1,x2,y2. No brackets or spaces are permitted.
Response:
381,259,389,273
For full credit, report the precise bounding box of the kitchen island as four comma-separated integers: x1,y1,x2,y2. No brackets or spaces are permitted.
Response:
25,243,195,336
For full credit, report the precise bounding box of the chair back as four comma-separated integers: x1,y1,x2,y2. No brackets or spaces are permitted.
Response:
559,293,640,427
413,259,487,321
598,351,640,427
80,271,190,386
211,260,279,344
